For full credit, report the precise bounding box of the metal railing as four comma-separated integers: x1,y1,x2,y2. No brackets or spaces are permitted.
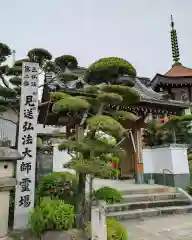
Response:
163,168,174,186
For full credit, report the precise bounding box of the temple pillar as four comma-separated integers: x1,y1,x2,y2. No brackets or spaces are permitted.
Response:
119,136,135,179
134,127,144,184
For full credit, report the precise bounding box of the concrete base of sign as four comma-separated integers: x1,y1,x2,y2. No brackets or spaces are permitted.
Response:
13,213,30,230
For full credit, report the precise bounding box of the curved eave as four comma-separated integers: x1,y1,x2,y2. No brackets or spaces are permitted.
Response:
139,99,189,108
38,92,189,114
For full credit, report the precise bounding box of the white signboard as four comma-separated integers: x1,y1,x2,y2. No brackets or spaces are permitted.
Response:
14,62,39,229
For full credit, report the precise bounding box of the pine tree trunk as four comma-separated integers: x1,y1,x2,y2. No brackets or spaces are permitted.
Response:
76,105,104,228
88,174,93,221
76,173,86,229
76,126,87,229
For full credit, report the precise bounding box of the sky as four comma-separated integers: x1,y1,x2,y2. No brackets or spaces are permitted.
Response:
1,0,191,79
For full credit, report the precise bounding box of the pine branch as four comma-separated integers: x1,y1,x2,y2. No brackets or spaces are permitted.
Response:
11,107,18,115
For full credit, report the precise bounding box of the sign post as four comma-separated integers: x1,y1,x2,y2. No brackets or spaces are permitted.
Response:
14,62,39,229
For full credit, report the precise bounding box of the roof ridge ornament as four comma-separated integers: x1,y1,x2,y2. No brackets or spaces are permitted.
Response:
171,15,174,29
170,15,181,65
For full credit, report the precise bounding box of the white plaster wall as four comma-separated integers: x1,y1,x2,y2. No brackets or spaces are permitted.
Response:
143,148,173,173
171,147,189,174
142,147,189,174
142,149,154,173
153,148,173,174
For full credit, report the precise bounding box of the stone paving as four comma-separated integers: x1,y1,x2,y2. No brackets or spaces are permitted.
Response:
122,214,192,240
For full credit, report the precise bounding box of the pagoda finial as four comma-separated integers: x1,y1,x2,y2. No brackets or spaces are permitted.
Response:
170,15,180,64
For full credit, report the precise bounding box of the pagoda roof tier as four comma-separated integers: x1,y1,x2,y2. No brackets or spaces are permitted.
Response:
150,72,192,88
133,78,188,108
165,63,192,77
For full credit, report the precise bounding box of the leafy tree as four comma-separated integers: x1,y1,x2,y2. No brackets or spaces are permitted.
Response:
40,57,140,228
143,115,192,147
143,120,166,147
160,115,192,144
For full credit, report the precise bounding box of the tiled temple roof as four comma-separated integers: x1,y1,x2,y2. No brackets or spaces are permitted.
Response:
46,69,188,108
137,77,151,87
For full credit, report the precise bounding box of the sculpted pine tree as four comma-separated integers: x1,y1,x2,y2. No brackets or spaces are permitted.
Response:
0,42,21,146
48,57,140,228
0,44,59,147
0,44,86,148
0,43,17,105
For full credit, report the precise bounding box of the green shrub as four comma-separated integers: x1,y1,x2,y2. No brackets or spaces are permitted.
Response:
107,218,128,240
29,199,75,237
36,172,78,205
93,186,123,204
87,218,128,240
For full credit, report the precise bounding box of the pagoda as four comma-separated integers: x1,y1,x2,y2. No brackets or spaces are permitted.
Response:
150,16,192,104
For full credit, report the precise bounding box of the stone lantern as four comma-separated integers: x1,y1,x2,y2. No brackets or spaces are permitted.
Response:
0,147,23,239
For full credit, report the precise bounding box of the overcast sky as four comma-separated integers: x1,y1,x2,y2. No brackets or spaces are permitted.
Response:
1,0,191,78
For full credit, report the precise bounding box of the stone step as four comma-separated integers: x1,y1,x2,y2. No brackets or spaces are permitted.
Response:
106,205,192,221
107,208,159,220
123,192,183,202
121,187,176,195
106,199,190,212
